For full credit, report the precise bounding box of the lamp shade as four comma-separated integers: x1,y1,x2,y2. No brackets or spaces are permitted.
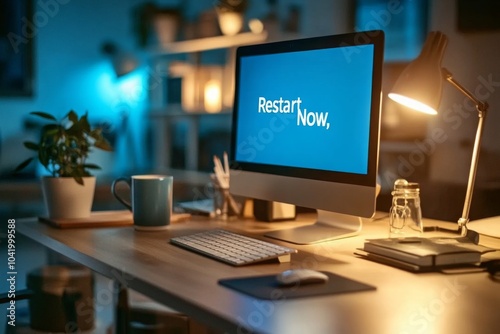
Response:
111,53,139,77
388,31,448,114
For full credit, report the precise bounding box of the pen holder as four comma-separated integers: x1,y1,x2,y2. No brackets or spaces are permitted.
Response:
211,180,240,220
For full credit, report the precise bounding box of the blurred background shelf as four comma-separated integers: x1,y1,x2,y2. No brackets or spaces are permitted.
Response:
150,31,268,55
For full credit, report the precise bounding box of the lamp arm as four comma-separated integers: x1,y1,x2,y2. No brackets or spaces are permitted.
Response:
442,68,489,114
441,68,489,234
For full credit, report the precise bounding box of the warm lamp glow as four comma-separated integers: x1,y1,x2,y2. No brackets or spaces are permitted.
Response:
181,65,223,112
388,93,438,115
204,79,222,113
389,31,447,114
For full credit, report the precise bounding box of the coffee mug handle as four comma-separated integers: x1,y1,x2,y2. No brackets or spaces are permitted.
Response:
111,177,132,211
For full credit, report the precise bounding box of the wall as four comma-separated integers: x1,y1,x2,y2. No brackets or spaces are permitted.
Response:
3,0,497,183
428,0,500,185
1,0,352,176
0,0,182,177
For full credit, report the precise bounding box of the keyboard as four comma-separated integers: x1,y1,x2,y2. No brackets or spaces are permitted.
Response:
170,229,297,266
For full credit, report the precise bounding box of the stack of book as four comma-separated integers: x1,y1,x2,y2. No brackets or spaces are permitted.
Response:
357,237,495,272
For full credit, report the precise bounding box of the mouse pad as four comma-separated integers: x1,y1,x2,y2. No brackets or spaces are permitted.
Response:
218,272,376,300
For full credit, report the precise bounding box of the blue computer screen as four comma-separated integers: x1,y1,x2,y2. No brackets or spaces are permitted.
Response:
234,44,375,175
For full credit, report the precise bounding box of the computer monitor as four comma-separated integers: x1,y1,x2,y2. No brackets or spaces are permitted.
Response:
229,30,384,244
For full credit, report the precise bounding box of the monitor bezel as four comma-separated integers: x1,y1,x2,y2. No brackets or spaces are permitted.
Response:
230,30,384,188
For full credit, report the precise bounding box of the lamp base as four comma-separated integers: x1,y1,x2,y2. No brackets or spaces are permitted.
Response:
423,225,480,244
423,225,462,234
424,217,500,242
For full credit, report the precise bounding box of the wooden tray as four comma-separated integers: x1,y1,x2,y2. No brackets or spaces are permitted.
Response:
39,210,191,229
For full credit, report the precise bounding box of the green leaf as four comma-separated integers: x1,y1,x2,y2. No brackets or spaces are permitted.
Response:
42,124,60,137
80,113,91,132
14,157,34,172
74,176,84,185
39,148,49,167
67,121,83,137
83,163,101,170
94,139,113,151
22,109,112,179
90,128,103,139
30,111,57,121
67,110,78,123
23,141,39,151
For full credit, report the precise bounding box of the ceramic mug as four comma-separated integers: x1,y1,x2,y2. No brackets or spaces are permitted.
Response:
112,175,173,230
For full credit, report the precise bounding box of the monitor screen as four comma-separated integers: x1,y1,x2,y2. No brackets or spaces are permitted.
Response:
230,31,384,244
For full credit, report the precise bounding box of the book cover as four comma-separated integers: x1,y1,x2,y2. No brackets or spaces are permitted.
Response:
363,237,493,267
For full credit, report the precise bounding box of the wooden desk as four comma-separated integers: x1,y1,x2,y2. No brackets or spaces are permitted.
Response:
17,214,500,334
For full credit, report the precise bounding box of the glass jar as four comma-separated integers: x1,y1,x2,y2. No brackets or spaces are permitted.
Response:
389,179,423,238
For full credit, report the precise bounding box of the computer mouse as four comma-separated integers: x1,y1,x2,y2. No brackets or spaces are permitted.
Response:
276,269,329,286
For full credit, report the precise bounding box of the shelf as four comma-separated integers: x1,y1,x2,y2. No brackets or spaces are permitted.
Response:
150,31,268,55
148,32,267,171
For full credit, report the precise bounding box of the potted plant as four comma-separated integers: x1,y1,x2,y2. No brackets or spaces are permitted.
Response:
15,111,113,219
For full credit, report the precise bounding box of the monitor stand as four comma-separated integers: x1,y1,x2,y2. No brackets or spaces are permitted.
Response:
265,210,363,245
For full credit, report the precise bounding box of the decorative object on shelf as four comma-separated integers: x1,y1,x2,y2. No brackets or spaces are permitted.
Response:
196,9,221,38
388,31,499,239
248,19,265,34
216,0,247,36
204,78,222,113
181,65,224,113
15,111,113,218
134,3,181,46
152,8,181,45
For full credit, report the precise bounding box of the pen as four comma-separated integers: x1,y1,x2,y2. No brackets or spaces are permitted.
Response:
223,152,230,177
213,156,229,189
213,156,223,174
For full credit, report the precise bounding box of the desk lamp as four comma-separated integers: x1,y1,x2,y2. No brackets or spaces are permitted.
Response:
388,31,498,239
102,42,139,77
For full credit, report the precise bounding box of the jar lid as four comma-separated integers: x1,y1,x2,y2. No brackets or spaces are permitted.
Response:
404,182,420,190
393,179,419,190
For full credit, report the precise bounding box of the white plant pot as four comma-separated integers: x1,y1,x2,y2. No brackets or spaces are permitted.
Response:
41,176,96,219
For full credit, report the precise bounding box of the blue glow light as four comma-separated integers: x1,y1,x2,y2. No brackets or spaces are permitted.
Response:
95,62,147,110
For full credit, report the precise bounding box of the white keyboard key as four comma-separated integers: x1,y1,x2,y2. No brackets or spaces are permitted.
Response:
170,229,297,266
